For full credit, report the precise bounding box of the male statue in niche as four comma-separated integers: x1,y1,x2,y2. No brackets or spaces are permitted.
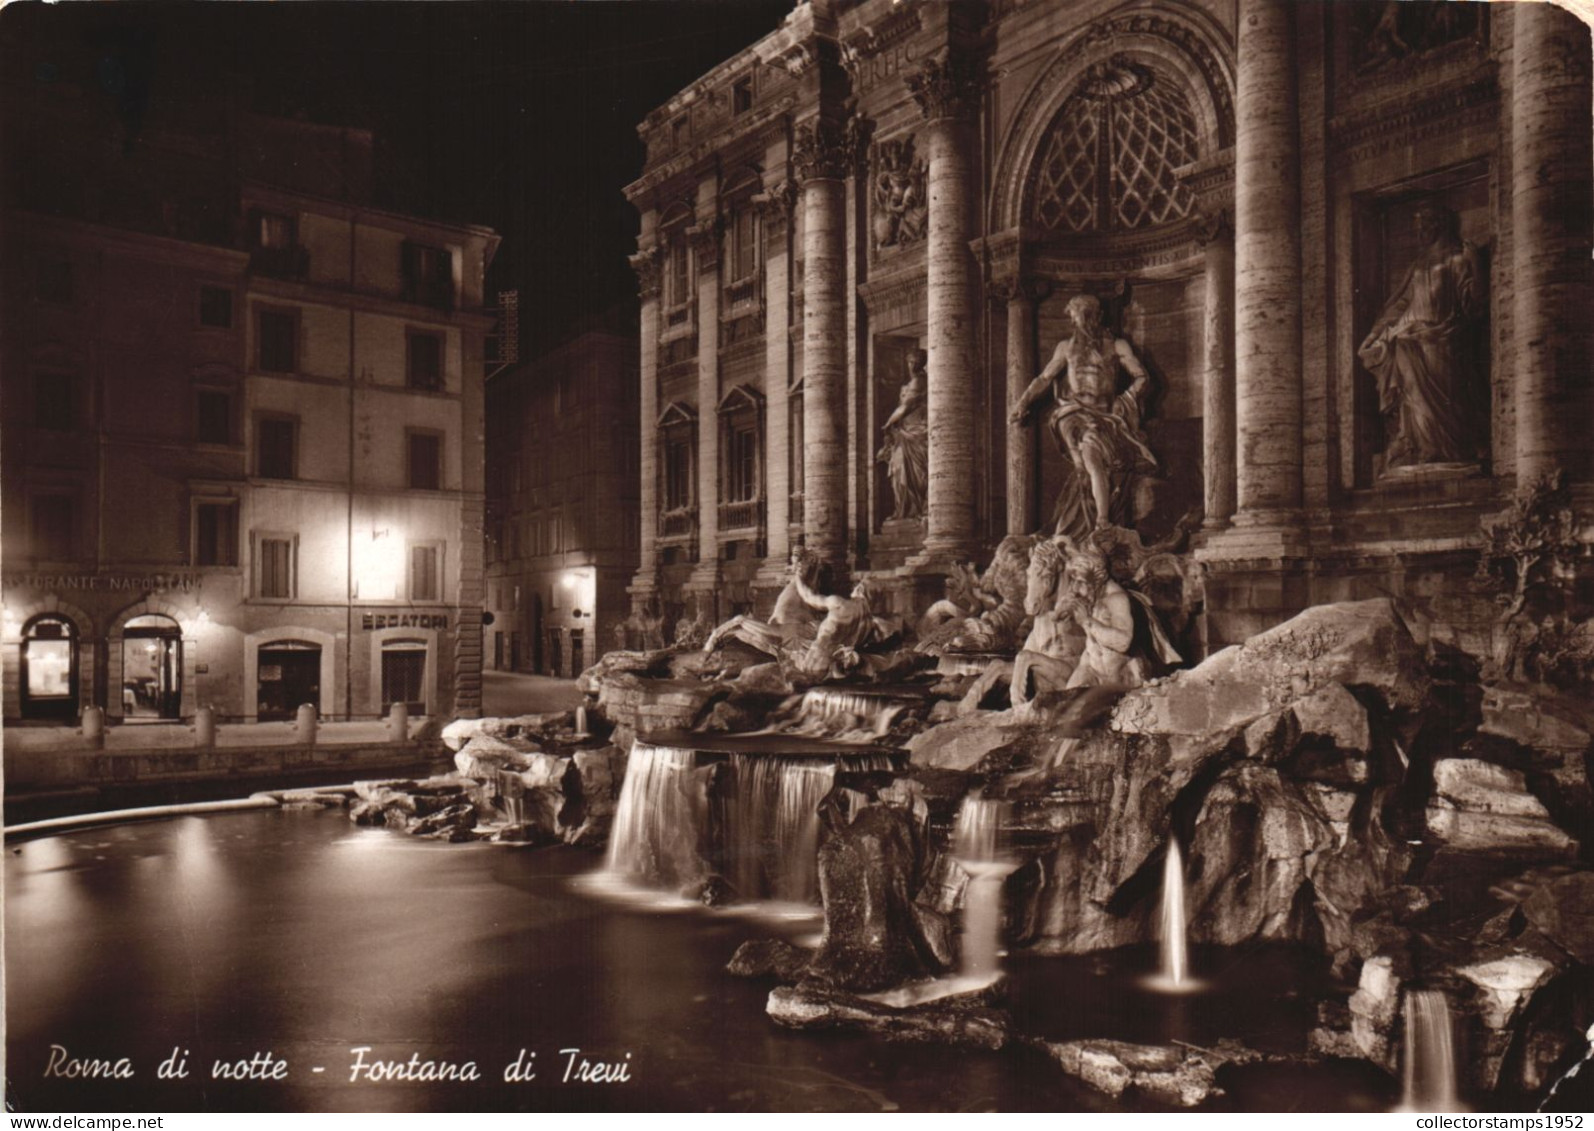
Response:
1011,294,1158,538
876,348,928,521
1357,199,1485,470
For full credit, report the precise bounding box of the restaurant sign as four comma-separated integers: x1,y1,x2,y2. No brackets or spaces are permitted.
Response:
2,572,199,593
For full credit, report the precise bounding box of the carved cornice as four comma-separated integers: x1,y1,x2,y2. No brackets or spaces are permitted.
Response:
1034,241,1205,279
857,265,927,322
629,245,663,299
908,56,982,123
1328,67,1498,164
625,93,802,203
971,227,1036,290
986,274,1050,305
1174,148,1235,213
843,5,922,65
792,118,856,184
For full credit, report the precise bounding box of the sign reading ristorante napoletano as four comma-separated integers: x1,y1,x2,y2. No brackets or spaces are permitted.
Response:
2,572,200,592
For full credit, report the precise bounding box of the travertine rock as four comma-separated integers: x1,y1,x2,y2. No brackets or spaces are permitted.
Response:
1522,872,1594,964
766,983,1008,1049
1112,599,1429,753
1035,1038,1262,1107
726,939,813,982
805,782,941,993
1426,759,1578,857
1457,954,1558,1031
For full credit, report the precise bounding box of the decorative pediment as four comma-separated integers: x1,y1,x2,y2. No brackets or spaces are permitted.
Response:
718,384,764,415
658,401,698,429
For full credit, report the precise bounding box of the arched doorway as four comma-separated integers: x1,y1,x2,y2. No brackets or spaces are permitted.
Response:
121,614,183,720
256,640,321,722
20,614,78,723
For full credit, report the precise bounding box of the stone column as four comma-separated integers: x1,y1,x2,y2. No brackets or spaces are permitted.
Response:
909,57,982,560
1199,210,1237,527
1232,0,1303,523
793,119,852,568
758,181,797,569
628,244,662,598
689,217,722,573
1512,3,1594,485
995,275,1038,535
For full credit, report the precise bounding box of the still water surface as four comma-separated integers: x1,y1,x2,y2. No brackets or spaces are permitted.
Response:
7,809,1105,1113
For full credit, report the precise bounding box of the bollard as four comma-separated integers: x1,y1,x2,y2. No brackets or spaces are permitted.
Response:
294,702,318,745
194,705,216,747
80,705,105,748
387,700,409,744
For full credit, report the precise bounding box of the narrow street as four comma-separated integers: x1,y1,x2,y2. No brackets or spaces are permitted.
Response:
480,669,583,717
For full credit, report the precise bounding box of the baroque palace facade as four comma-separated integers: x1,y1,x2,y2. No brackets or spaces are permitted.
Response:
625,0,1593,649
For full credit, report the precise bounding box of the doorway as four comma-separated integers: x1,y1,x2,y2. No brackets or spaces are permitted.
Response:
380,640,427,715
20,614,78,723
257,641,321,722
122,615,183,720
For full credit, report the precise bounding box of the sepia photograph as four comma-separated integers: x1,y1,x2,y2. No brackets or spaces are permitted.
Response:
3,0,1594,1115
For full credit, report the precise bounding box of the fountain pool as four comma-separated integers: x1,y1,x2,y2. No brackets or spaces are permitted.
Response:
6,807,1101,1113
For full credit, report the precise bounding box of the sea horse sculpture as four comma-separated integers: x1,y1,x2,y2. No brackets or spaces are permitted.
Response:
916,534,1040,654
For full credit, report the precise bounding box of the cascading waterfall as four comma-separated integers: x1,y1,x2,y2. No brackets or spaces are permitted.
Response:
779,687,906,741
604,741,892,904
1399,988,1464,1113
727,756,837,905
952,793,1016,983
604,743,703,888
496,768,526,827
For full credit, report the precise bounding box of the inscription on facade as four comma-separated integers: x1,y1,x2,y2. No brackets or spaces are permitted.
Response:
852,42,920,94
361,613,449,631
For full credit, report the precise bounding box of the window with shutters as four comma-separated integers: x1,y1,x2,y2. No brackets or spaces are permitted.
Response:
194,500,239,567
407,330,444,391
409,542,442,602
29,493,76,562
402,242,454,309
256,415,297,479
256,534,297,599
257,308,297,372
407,430,443,491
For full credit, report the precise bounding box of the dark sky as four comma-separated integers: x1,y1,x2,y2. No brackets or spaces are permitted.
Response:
2,0,794,350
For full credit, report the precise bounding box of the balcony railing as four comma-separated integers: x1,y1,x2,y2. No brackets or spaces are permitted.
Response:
718,498,763,532
660,507,698,539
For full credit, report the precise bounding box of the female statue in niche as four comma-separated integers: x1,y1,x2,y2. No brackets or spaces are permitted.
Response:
877,348,928,521
1357,200,1485,470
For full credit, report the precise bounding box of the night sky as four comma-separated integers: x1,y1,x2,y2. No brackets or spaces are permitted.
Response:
1,0,794,350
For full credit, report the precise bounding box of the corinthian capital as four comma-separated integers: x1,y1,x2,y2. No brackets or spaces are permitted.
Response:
907,56,981,123
792,118,856,184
